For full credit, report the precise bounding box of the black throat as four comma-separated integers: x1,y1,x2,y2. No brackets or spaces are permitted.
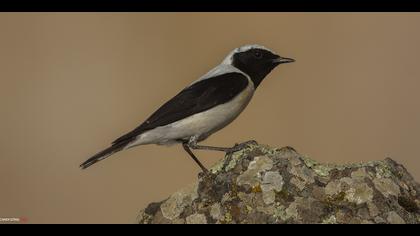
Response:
231,56,277,89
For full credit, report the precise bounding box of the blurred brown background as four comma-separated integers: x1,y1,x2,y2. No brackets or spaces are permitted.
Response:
1,13,420,223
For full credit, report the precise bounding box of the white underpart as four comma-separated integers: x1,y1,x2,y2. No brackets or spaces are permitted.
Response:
125,77,255,148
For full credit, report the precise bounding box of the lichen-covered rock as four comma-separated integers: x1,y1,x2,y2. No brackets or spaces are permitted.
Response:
138,142,420,224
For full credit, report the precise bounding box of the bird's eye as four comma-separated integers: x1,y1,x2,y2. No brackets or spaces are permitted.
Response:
254,51,263,59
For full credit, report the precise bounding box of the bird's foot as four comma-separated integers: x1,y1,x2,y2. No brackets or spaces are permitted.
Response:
226,140,258,154
198,169,215,179
280,146,297,153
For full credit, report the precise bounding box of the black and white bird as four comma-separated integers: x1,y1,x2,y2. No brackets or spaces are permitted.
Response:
80,44,294,172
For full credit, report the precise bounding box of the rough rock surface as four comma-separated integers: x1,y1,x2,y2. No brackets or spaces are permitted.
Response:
137,142,420,224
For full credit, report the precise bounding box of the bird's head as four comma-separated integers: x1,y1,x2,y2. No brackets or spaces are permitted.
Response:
222,44,295,88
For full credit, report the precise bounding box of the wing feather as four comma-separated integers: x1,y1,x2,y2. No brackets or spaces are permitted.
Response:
112,72,249,145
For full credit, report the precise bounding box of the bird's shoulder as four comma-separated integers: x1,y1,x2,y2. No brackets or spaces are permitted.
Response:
193,63,250,84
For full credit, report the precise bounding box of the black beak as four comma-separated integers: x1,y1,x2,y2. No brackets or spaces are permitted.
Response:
272,56,295,64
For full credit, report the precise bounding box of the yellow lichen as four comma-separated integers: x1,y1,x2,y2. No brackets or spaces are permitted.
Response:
251,185,262,193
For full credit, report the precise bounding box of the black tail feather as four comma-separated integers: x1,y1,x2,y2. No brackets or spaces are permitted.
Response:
80,142,128,169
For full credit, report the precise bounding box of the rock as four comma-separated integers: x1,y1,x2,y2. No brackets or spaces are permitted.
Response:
159,183,198,220
386,211,405,224
137,142,420,224
186,213,207,224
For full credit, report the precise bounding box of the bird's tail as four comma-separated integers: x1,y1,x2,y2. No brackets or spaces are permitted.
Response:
80,142,128,169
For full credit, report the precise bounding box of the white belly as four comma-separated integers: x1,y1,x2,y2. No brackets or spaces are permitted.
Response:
127,81,255,147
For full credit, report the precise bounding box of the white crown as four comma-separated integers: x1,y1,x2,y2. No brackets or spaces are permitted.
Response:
221,44,276,65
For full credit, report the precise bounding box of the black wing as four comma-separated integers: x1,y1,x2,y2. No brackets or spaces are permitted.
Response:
112,72,249,145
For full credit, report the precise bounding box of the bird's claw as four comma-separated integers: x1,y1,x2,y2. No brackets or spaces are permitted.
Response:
226,140,258,154
198,170,210,178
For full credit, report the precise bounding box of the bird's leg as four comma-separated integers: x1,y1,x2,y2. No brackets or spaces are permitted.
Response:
189,143,232,152
182,141,209,173
187,136,231,152
188,137,258,154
